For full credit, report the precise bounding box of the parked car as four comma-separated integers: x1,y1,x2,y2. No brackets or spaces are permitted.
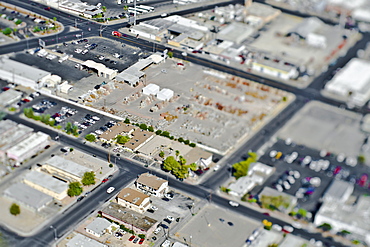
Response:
128,235,135,241
229,201,239,207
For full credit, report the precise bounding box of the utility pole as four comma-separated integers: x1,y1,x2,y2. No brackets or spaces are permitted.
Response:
134,0,137,26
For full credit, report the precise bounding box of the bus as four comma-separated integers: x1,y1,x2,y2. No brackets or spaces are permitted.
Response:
128,7,145,15
136,5,155,12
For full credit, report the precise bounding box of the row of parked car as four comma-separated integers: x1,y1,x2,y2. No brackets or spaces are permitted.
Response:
32,99,57,113
52,106,78,124
77,114,101,130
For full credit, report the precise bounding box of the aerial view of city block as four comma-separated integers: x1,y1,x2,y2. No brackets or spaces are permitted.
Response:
0,0,370,246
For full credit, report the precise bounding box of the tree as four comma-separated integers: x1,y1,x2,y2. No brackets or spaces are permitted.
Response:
115,135,130,144
82,171,96,186
2,27,12,35
124,118,130,124
268,244,279,247
69,147,74,152
148,126,154,132
53,17,57,22
184,140,190,145
163,156,180,172
123,5,128,11
15,19,22,25
40,114,50,124
159,151,165,158
358,155,365,164
67,182,83,197
85,134,96,142
179,156,186,165
167,51,173,58
175,150,180,158
260,195,290,211
65,122,73,134
178,137,184,143
155,130,162,135
189,163,197,171
189,143,196,147
232,152,258,179
23,108,34,118
102,6,107,12
10,203,20,216
139,123,147,130
319,223,332,231
161,131,170,138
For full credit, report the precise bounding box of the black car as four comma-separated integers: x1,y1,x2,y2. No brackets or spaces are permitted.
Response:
163,218,172,224
77,196,84,202
160,224,168,229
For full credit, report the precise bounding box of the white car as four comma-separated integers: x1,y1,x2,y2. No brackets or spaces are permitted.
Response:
154,227,162,235
272,224,282,231
92,116,100,121
161,240,171,247
213,164,220,171
166,215,174,222
336,153,346,162
285,138,292,145
292,221,302,229
283,225,294,233
269,150,277,158
151,205,158,211
106,187,115,194
229,201,239,207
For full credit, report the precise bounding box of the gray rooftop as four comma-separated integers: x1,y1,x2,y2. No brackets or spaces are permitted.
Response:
3,183,53,210
67,233,107,247
102,202,157,231
44,155,92,178
323,179,354,202
0,89,22,107
23,170,68,194
217,22,256,44
143,19,174,30
0,57,50,82
0,123,33,150
85,218,112,235
0,120,17,137
168,24,204,41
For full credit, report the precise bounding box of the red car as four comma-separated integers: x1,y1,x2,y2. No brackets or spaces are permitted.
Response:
359,174,368,187
139,238,144,244
333,166,341,175
112,31,122,37
129,235,135,241
102,178,109,183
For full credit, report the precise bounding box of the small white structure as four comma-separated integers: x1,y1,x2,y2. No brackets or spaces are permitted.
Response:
85,218,112,238
59,81,73,94
157,88,174,101
0,89,22,107
82,60,117,80
67,233,108,247
325,58,370,107
143,84,160,96
41,74,62,88
307,33,327,49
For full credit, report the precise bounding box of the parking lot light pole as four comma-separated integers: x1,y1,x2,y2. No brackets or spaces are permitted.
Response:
50,225,57,240
190,235,192,247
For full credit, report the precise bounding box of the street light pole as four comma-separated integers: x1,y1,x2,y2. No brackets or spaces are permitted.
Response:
190,235,192,247
50,225,57,240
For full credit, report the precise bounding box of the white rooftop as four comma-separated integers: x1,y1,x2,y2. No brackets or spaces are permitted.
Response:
157,88,174,101
0,89,22,107
143,83,160,96
6,131,49,159
85,218,112,236
23,170,68,194
44,155,92,178
66,233,108,247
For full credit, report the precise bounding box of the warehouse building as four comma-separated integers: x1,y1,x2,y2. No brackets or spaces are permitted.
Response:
23,170,69,201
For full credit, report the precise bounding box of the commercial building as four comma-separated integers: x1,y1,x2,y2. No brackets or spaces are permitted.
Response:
116,58,153,87
183,147,213,169
137,135,173,157
251,59,299,80
325,58,370,107
59,0,103,18
315,180,370,245
23,170,68,201
0,121,33,165
85,218,113,238
217,22,256,44
66,233,108,247
99,123,136,143
135,173,169,197
116,187,151,213
42,155,92,183
6,131,50,166
123,129,154,152
3,183,53,211
0,89,22,107
228,162,275,197
100,202,158,235
0,57,51,89
81,60,117,80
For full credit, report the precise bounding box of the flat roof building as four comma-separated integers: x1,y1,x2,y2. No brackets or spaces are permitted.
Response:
157,88,174,101
23,170,68,201
123,129,154,152
116,187,151,213
183,147,213,168
325,58,370,107
3,182,53,211
217,22,256,44
100,202,157,235
66,233,108,247
42,155,92,183
0,57,51,89
135,173,168,197
0,89,23,107
99,123,136,142
85,218,112,238
6,131,49,165
143,84,160,96
81,60,117,80
137,135,173,157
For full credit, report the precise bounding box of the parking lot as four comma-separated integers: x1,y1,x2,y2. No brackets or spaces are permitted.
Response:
256,138,370,213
